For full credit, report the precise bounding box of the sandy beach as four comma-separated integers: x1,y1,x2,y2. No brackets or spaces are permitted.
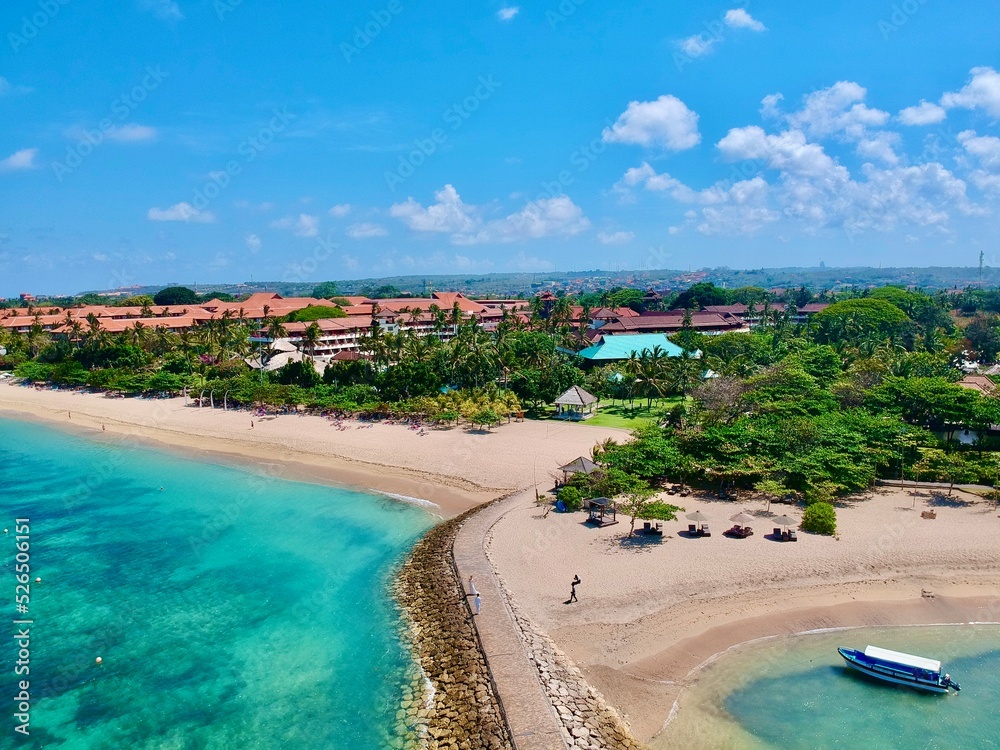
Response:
486,487,1000,743
0,383,628,517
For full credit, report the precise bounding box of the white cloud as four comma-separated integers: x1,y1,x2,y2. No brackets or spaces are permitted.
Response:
717,127,842,178
462,195,590,245
390,185,589,244
941,66,1000,118
724,8,766,31
898,100,947,126
106,124,157,142
341,255,359,270
147,202,215,223
245,233,261,251
959,130,1000,171
347,222,388,239
597,230,634,245
138,0,183,21
603,95,701,150
0,148,39,172
618,162,729,204
678,34,719,58
959,130,1000,192
328,203,352,217
857,132,900,165
784,81,889,140
760,93,784,120
270,213,320,237
626,111,980,240
497,6,519,21
390,184,479,233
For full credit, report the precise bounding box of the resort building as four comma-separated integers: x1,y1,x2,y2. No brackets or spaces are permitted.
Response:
576,333,685,364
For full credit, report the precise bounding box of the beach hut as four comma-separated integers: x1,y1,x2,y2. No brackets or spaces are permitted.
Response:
554,386,598,421
558,456,599,485
586,497,618,527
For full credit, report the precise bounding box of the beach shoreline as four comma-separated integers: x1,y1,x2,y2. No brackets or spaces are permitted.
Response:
484,489,1000,744
0,384,629,518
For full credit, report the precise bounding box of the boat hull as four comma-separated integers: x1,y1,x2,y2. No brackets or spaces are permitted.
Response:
838,648,953,693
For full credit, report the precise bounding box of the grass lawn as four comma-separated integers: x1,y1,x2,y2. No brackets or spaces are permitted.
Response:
526,397,686,429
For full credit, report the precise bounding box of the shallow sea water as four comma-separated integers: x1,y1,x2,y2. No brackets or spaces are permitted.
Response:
655,623,1000,749
0,416,435,749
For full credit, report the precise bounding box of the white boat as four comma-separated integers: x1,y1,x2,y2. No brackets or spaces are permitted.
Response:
837,645,961,693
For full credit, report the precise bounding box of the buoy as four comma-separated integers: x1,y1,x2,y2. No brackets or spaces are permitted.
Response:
35,577,41,584
95,657,103,664
2,529,6,533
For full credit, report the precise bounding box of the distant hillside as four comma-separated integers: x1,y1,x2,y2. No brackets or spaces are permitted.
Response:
70,265,1000,301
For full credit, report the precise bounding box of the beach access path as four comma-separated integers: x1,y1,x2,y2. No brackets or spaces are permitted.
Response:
454,492,568,750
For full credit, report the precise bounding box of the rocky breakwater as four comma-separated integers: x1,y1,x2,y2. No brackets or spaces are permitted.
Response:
396,508,513,750
486,532,647,750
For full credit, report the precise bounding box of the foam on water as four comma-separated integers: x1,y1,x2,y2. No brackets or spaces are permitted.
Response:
0,417,436,749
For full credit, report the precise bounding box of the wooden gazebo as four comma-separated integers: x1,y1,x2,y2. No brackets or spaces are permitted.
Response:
586,497,617,527
554,385,598,420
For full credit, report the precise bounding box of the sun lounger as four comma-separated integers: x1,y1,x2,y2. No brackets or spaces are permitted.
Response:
701,524,711,537
688,524,698,535
788,530,797,542
773,527,782,538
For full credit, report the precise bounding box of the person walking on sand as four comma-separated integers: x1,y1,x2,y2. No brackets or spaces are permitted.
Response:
468,575,478,597
473,593,481,616
569,574,581,603
250,420,254,429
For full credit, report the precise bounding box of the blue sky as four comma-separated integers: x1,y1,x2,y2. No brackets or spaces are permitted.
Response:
2,0,999,295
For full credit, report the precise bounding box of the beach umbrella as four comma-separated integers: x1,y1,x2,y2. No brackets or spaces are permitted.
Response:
773,514,798,529
685,511,710,523
729,511,755,526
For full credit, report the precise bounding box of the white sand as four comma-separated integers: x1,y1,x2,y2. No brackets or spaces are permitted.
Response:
0,383,629,516
486,487,1000,741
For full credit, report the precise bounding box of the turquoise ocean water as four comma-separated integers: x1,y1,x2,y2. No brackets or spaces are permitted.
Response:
657,624,1000,749
0,416,435,749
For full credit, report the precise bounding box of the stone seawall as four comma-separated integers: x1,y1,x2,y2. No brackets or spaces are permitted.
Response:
396,506,514,750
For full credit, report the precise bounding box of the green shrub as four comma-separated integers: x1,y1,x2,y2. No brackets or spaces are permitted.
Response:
557,486,583,511
801,502,837,535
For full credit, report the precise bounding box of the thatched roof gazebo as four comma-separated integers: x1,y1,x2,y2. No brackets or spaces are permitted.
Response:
554,385,598,421
558,456,599,484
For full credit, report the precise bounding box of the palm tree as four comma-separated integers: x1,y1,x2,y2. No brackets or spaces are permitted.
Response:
667,351,703,398
302,322,322,359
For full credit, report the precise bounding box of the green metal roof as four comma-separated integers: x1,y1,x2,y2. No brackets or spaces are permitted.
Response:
577,333,685,361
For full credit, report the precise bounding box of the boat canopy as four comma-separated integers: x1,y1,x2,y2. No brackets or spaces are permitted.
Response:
864,646,941,673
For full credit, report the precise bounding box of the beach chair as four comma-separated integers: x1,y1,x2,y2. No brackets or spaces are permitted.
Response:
773,527,782,539
688,524,698,535
556,500,567,513
788,530,797,542
743,526,754,537
643,521,652,534
701,524,711,537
